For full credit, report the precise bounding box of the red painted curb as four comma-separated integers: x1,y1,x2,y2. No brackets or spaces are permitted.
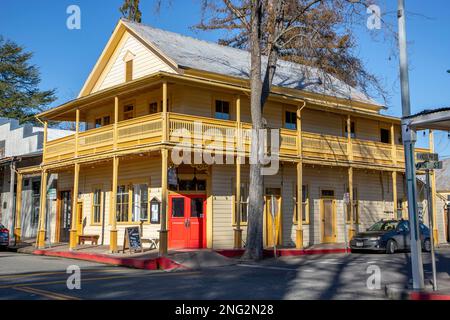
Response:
410,292,450,300
32,250,186,271
215,248,348,258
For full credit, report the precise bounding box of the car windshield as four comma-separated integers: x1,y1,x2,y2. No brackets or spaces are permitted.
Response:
368,221,398,232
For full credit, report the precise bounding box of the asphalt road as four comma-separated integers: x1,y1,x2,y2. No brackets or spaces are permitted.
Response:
0,249,449,300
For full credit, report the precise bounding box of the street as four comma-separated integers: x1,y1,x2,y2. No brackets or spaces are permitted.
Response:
0,249,449,300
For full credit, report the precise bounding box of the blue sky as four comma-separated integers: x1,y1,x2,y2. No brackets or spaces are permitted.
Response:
1,0,450,156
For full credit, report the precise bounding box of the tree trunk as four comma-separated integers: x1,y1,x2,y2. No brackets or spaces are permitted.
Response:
243,0,265,261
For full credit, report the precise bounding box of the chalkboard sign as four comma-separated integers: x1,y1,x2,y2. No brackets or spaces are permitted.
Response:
123,226,143,254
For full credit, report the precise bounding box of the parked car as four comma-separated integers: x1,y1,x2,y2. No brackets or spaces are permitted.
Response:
350,219,431,254
0,224,9,249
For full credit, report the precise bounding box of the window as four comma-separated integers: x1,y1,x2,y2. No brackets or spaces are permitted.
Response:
132,184,148,222
396,199,404,219
345,121,356,138
94,116,111,128
103,116,111,126
380,128,390,143
92,188,102,224
215,100,230,120
123,105,134,120
172,198,185,218
125,60,133,82
321,189,335,197
31,179,41,227
285,111,297,130
237,183,249,225
191,198,204,218
149,102,159,114
293,185,309,224
116,185,129,222
346,187,359,224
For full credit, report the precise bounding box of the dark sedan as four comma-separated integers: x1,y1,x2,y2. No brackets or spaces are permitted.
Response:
350,219,431,254
0,224,9,249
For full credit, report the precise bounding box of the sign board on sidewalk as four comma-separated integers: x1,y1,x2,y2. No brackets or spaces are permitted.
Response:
416,153,439,162
123,226,142,254
343,192,350,205
416,161,443,170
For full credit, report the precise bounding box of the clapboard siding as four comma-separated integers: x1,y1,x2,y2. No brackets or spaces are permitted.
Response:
94,32,174,93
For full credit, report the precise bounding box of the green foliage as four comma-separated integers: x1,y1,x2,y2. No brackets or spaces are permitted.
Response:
0,36,56,124
120,0,142,22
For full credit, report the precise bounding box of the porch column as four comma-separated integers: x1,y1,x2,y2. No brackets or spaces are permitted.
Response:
14,173,23,243
296,106,304,249
36,169,48,248
347,115,353,161
429,130,439,244
113,96,119,150
69,163,80,250
162,81,169,143
159,148,169,255
392,171,398,218
110,156,119,253
43,121,48,162
234,95,242,248
74,109,80,157
8,162,16,240
348,167,355,239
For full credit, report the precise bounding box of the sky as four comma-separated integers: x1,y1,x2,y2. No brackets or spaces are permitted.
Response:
1,0,450,156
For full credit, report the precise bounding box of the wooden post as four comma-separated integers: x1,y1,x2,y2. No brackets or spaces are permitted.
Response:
348,167,355,239
391,123,397,165
429,130,439,244
296,106,304,249
347,115,353,161
8,162,16,240
110,157,119,253
392,171,398,218
75,110,80,157
43,121,48,163
234,96,242,248
14,173,23,243
69,163,80,250
162,81,169,143
159,148,169,255
36,169,48,248
114,97,119,150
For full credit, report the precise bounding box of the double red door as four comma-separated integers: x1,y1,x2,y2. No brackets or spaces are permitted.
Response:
169,194,206,249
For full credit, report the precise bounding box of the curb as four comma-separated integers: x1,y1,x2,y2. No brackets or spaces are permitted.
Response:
385,284,450,300
215,248,349,258
32,250,187,271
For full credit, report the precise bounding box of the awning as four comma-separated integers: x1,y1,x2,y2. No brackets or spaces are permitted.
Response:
403,107,450,131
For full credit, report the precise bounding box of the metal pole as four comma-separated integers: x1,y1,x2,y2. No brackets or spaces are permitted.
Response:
398,0,425,290
425,170,438,291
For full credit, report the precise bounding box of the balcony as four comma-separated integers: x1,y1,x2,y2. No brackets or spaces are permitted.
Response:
43,112,426,168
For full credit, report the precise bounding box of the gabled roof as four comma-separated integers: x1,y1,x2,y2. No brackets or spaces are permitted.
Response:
121,19,381,107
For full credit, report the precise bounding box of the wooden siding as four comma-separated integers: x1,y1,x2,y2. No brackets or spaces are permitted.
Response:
92,32,174,94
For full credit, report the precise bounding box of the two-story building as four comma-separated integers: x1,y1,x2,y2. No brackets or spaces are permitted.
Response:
17,19,447,254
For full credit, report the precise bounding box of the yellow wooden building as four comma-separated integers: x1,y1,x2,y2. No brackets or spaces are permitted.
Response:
13,19,448,254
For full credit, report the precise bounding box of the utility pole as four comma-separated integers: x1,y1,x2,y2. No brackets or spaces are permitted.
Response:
398,0,425,290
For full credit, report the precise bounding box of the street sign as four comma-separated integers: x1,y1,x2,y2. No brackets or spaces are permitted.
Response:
415,161,443,170
416,152,439,162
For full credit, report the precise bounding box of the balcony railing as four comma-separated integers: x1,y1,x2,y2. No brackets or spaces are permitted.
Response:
44,112,426,168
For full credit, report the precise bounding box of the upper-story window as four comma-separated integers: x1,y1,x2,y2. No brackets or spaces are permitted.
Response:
125,60,133,82
94,116,111,128
285,111,297,130
345,121,356,138
215,100,230,120
149,102,159,114
123,104,134,120
380,128,390,144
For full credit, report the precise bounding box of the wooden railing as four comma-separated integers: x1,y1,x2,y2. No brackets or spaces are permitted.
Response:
44,112,429,168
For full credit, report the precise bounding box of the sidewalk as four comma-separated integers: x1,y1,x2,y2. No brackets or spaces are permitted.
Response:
385,283,450,300
19,243,237,271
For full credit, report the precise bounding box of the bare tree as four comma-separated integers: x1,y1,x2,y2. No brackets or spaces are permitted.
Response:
120,0,143,22
194,0,386,260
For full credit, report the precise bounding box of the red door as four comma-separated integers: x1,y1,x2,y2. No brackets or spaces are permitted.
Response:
169,194,207,249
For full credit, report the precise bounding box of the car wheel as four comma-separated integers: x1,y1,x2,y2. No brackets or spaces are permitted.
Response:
423,238,431,252
386,240,397,254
